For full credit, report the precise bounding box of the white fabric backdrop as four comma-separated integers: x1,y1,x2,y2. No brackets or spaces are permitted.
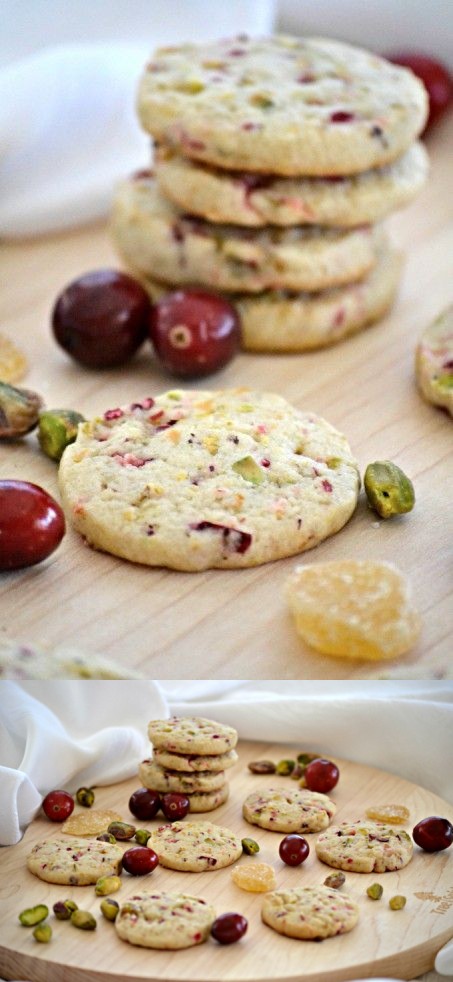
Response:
1,680,452,847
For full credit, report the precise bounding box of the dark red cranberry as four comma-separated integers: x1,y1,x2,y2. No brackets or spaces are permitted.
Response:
52,269,150,368
129,788,161,821
42,790,74,822
386,53,452,130
330,111,355,123
413,816,453,852
304,758,339,793
121,846,159,875
211,912,248,944
0,480,65,571
279,834,310,866
189,521,252,554
161,793,190,821
148,289,240,378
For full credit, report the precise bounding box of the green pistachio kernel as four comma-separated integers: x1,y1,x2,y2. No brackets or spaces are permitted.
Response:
389,895,406,910
71,909,97,930
324,872,346,889
232,455,264,485
367,883,384,900
97,832,117,844
107,821,136,841
433,373,453,391
135,828,152,846
33,922,52,943
76,786,95,808
275,759,296,776
53,899,78,920
19,904,49,926
0,382,43,438
100,898,120,922
326,457,342,470
364,460,415,519
242,837,260,855
297,752,320,766
290,764,304,780
249,92,274,109
38,409,85,462
95,875,122,897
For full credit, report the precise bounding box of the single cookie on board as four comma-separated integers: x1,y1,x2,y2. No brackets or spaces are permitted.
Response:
262,886,359,940
415,304,453,418
150,821,242,871
115,891,216,949
155,141,429,227
154,747,238,772
58,389,360,571
112,175,379,292
0,639,144,679
315,821,413,872
138,758,226,792
143,244,402,352
243,788,336,833
137,35,428,176
27,837,123,885
148,717,238,755
185,785,230,812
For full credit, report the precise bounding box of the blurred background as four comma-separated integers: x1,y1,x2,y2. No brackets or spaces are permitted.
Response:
1,0,452,235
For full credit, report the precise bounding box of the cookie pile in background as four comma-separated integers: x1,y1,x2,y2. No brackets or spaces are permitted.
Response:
140,716,238,812
112,35,429,352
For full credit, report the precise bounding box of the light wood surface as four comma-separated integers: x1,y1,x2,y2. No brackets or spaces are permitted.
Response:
0,118,452,679
1,742,453,982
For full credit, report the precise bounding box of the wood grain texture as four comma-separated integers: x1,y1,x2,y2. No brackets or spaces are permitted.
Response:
0,117,452,678
1,742,453,982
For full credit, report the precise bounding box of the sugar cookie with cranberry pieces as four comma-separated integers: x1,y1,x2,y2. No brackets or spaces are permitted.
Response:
115,890,216,949
138,758,226,793
153,747,238,771
137,35,428,175
27,837,123,885
415,303,453,417
149,821,242,872
58,389,360,571
315,820,413,872
262,886,359,939
243,787,336,833
147,716,238,755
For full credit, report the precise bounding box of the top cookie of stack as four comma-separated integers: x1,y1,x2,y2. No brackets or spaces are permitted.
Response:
141,716,238,813
113,35,429,352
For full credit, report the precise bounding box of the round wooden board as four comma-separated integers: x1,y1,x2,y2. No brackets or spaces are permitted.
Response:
1,741,452,982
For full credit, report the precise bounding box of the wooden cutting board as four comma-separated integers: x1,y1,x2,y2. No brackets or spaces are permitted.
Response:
1,741,453,982
0,118,452,678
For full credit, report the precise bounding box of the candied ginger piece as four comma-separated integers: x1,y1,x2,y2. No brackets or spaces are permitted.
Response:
286,560,421,660
0,333,28,383
366,804,410,824
62,809,122,836
231,862,276,892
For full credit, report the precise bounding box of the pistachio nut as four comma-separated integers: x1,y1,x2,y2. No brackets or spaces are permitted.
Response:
76,786,95,808
241,837,260,855
0,382,43,438
364,460,415,519
71,909,97,930
19,904,49,926
95,875,121,897
53,899,78,920
38,409,85,462
389,895,407,910
100,898,120,922
33,922,52,943
367,883,384,900
107,821,136,841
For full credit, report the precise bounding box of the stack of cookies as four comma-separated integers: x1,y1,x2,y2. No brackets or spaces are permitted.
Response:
139,715,238,812
112,35,429,352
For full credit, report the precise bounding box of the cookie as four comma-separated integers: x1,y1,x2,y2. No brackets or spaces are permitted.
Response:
148,716,238,754
27,837,123,885
0,639,144,679
243,788,336,833
261,886,359,940
155,141,429,227
154,748,238,772
115,890,216,949
315,821,414,872
150,820,242,871
138,758,226,792
137,35,428,176
415,303,453,417
184,785,230,812
143,244,402,352
112,174,379,292
58,389,360,571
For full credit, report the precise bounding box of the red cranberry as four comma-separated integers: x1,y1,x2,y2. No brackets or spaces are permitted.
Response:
0,480,65,571
279,834,310,866
330,111,355,123
386,53,452,130
211,912,248,945
189,521,252,554
129,788,161,821
148,289,240,378
413,816,453,852
304,758,339,793
42,790,74,822
160,793,190,821
121,846,159,875
52,269,150,368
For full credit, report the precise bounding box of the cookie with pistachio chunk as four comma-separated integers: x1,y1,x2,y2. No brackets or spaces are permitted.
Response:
262,885,359,939
137,35,428,175
243,787,336,833
315,820,413,872
148,716,237,754
149,820,242,872
27,837,123,885
154,747,238,771
58,389,360,570
415,303,453,417
138,758,226,792
115,890,216,949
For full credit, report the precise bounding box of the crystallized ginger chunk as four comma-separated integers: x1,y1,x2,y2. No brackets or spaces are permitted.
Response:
231,862,276,893
286,560,421,661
